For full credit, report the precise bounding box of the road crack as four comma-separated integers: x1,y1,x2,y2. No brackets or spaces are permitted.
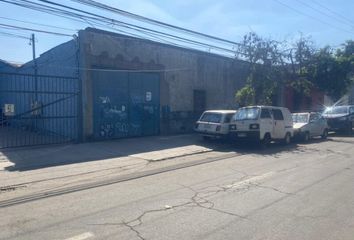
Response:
249,183,294,195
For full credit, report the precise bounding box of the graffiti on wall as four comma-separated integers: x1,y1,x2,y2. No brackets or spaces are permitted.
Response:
98,96,130,137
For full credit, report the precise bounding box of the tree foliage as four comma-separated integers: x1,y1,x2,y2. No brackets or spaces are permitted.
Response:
235,32,283,106
308,46,353,100
235,32,354,107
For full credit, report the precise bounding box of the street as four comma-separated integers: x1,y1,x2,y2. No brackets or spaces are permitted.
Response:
0,135,354,240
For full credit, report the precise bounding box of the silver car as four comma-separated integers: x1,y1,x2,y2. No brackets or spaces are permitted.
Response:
195,110,236,140
292,112,329,141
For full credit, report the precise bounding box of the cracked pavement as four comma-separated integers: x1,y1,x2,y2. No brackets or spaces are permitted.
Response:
0,135,354,240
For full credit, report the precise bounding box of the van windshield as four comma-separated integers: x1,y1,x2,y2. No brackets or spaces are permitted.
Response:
200,113,222,123
234,107,260,121
323,106,349,115
292,114,309,123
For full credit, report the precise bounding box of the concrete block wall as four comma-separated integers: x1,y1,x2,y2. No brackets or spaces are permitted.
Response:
79,28,249,137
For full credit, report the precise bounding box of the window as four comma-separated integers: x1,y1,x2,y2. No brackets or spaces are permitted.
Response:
234,107,260,121
260,109,271,119
224,113,234,123
309,113,320,122
200,113,222,123
324,106,349,115
292,114,308,123
272,109,284,120
350,107,354,114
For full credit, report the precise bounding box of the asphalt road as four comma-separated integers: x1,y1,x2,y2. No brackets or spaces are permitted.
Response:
1,136,354,240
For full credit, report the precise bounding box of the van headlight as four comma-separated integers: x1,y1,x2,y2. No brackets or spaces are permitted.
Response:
229,124,236,130
249,124,259,130
339,116,348,121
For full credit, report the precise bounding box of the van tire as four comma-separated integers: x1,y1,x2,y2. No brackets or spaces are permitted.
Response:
321,129,328,140
261,133,271,148
345,123,353,135
283,133,291,145
303,132,310,142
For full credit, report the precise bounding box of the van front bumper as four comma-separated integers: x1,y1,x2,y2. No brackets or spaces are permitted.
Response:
229,131,260,142
326,119,352,131
195,130,228,139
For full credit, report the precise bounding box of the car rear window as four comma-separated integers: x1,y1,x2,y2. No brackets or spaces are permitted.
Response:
292,114,308,123
272,109,284,120
260,109,271,119
200,113,222,123
324,106,349,115
223,113,234,123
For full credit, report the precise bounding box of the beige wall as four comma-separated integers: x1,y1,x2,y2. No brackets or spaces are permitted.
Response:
79,28,249,137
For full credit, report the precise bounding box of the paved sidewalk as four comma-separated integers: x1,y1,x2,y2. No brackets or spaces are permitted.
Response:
0,134,236,202
0,134,219,171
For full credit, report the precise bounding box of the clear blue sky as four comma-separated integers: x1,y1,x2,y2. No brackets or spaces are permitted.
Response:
0,0,353,63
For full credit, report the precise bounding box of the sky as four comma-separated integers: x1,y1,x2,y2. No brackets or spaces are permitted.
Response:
0,0,353,64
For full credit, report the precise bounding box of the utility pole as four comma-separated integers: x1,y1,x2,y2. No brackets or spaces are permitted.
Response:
31,33,38,101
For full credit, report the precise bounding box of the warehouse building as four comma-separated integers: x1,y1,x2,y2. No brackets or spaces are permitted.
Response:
0,27,249,147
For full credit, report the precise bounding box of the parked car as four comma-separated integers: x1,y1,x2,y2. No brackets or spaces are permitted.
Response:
322,105,354,134
292,112,328,141
195,110,236,140
229,106,293,146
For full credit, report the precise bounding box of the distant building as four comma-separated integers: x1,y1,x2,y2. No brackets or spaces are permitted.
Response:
2,27,338,148
0,59,19,73
0,27,250,145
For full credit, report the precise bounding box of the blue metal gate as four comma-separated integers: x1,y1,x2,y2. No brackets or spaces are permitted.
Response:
93,71,160,140
0,72,79,148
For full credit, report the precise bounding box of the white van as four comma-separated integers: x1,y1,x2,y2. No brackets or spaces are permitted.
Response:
229,106,293,145
195,110,236,140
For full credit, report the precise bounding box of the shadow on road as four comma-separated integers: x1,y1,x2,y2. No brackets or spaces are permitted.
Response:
1,132,332,172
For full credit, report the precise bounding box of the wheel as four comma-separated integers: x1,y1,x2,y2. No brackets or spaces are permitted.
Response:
261,133,271,148
346,123,353,135
203,136,211,141
321,129,328,140
303,132,310,142
283,133,291,145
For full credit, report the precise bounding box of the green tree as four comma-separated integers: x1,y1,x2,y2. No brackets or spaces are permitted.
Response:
285,35,316,110
235,84,255,107
309,45,353,100
235,32,284,106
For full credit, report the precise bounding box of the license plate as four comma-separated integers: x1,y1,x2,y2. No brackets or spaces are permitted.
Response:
203,124,211,129
237,133,247,137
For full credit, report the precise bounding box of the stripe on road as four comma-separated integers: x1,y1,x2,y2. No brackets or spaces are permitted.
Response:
64,232,94,240
225,172,275,189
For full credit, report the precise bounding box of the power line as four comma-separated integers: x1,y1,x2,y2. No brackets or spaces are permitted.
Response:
294,0,354,29
0,23,74,37
71,0,242,47
273,0,354,35
0,1,185,50
0,16,78,32
37,0,243,54
1,0,293,60
0,30,30,40
28,62,194,73
2,0,245,56
310,0,354,26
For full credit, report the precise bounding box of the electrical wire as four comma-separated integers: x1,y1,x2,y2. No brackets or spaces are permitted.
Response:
26,62,194,73
71,0,242,47
0,30,30,39
1,0,245,56
0,23,74,36
0,16,77,32
273,0,354,35
310,0,354,26
37,0,244,54
294,0,354,29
